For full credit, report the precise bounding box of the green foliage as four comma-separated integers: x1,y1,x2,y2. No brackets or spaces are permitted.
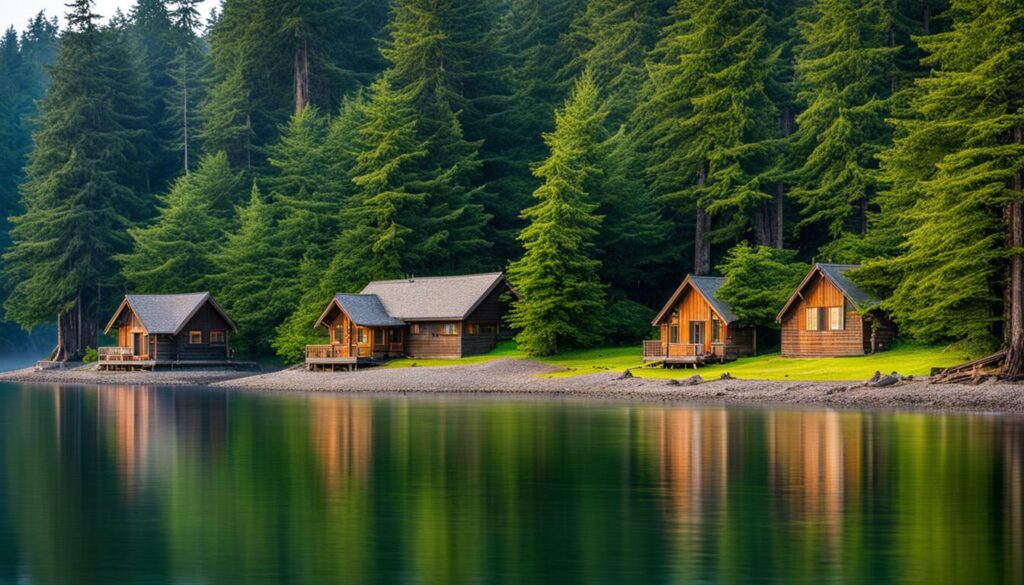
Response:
82,346,98,363
119,152,242,292
212,185,292,355
861,0,1024,354
602,298,655,346
717,243,809,327
3,6,149,337
508,72,607,356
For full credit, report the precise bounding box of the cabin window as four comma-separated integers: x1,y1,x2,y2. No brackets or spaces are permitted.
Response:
481,324,497,335
689,321,705,346
442,323,458,336
389,329,401,343
412,323,421,335
828,306,844,331
188,330,203,345
711,317,721,343
669,325,679,344
210,330,226,344
806,308,821,331
334,325,344,343
467,323,479,336
357,328,368,344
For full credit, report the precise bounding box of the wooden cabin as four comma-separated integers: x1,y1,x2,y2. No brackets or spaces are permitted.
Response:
645,275,758,367
100,292,238,370
776,263,896,357
307,272,517,370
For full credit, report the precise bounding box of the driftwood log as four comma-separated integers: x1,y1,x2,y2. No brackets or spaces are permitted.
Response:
930,350,1008,384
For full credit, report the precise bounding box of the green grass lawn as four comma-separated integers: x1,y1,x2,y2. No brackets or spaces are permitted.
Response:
384,340,971,381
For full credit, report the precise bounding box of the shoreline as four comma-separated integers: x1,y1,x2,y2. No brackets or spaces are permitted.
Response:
2,358,1023,414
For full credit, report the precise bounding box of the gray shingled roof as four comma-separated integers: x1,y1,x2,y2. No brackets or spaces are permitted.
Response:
689,276,740,324
360,272,508,320
109,292,237,334
816,263,880,309
333,294,405,327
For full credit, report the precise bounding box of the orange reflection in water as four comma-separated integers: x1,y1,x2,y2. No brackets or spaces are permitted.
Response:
310,397,373,494
97,386,159,489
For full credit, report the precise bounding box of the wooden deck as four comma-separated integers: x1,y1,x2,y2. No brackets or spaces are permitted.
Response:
642,341,730,368
305,344,388,371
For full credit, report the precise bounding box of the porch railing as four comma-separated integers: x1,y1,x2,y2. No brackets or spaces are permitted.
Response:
306,344,352,360
98,346,144,361
668,343,704,358
643,340,665,360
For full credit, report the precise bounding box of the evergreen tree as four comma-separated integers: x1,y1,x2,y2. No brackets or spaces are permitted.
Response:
3,1,150,359
119,154,239,292
166,0,207,175
789,0,899,255
634,0,779,275
861,0,1024,367
716,242,808,327
507,72,606,356
212,185,292,355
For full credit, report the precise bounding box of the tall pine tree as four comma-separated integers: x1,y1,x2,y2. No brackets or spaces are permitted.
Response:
507,72,606,356
3,1,150,359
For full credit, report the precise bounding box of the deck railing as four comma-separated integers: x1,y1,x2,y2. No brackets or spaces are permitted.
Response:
306,344,352,360
668,343,704,357
98,346,145,361
643,340,665,360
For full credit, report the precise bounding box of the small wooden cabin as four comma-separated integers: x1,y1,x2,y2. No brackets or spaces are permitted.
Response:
307,272,517,369
776,263,896,357
645,275,758,367
100,292,238,370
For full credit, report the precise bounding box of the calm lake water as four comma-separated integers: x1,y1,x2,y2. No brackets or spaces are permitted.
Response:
0,383,1020,584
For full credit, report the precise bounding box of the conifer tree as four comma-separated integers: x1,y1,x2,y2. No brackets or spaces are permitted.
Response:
861,0,1024,368
507,72,606,356
634,0,779,275
119,156,235,293
166,0,206,175
3,1,150,359
790,0,899,254
211,185,292,355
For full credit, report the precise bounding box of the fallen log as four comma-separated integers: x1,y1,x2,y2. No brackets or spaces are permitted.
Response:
930,349,1007,383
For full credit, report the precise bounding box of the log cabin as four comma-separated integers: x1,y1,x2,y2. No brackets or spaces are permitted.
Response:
99,292,239,370
645,275,758,367
776,263,896,357
307,272,517,370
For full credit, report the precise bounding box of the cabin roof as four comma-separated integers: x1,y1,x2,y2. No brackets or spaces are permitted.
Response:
651,275,740,326
330,294,406,327
103,292,238,335
775,263,880,322
359,272,514,321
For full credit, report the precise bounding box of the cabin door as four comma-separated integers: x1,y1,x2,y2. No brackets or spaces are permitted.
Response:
689,322,705,355
132,333,143,357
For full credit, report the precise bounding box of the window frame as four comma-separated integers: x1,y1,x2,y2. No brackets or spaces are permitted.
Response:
411,323,421,335
805,308,820,331
467,323,479,336
188,330,203,345
828,306,844,331
210,330,226,345
669,324,680,344
711,316,721,344
357,328,368,344
442,323,459,336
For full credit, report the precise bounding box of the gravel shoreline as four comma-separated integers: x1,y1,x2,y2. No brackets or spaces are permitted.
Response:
4,358,1024,414
0,365,259,387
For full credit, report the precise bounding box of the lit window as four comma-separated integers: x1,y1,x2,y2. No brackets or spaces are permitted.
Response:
828,307,844,331
806,308,820,331
357,328,367,344
443,323,458,336
189,330,203,345
412,324,421,335
334,325,344,343
210,330,226,344
467,323,478,335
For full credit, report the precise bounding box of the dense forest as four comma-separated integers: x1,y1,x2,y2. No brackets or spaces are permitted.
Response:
0,0,1022,365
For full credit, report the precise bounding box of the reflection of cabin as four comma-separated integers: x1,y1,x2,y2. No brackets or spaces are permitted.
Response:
307,272,517,370
776,263,896,357
100,292,238,370
644,275,757,367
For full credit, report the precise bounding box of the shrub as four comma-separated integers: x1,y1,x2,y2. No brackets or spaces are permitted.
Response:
82,346,98,363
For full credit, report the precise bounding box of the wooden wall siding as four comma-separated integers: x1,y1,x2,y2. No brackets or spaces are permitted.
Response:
726,326,756,358
323,308,405,359
781,274,867,357
173,303,232,361
658,287,729,356
461,284,509,356
406,322,463,358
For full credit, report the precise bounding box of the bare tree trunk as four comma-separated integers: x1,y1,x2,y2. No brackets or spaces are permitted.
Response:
695,163,711,275
183,52,190,176
294,39,310,114
1004,124,1024,379
860,195,868,236
775,107,793,248
755,204,772,247
923,0,931,35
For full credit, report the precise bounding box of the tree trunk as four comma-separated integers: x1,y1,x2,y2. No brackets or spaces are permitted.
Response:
294,39,310,114
183,53,190,176
695,163,711,275
1003,124,1024,379
923,0,931,35
775,107,793,249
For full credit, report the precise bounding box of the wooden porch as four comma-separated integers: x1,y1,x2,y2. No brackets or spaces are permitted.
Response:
642,340,730,368
304,341,406,371
97,347,254,371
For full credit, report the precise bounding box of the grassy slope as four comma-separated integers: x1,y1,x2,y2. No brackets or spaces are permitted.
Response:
384,341,971,381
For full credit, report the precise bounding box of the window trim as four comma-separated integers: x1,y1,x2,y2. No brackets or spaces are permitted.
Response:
411,323,421,335
806,308,821,331
467,323,479,336
828,306,844,331
188,330,203,345
210,330,226,345
669,324,680,344
442,323,459,336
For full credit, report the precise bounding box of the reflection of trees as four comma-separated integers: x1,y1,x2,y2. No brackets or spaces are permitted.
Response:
1006,422,1023,585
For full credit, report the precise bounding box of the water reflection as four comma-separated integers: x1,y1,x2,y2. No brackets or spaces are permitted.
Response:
0,383,1021,585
